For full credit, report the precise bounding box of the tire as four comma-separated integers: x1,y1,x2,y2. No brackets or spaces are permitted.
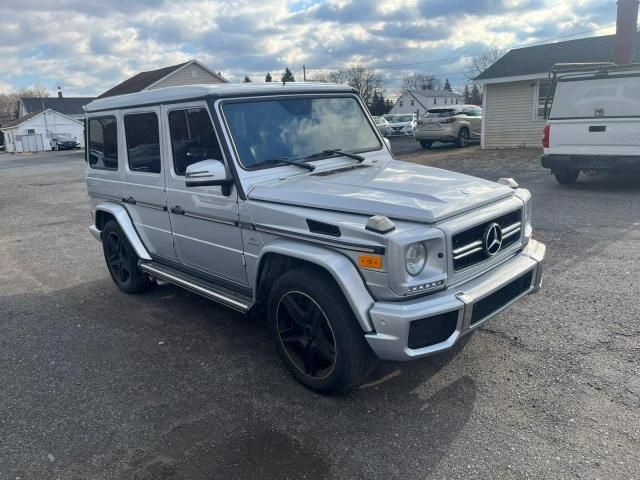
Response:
420,140,432,149
51,143,57,151
554,170,579,184
101,220,153,294
457,128,470,147
267,266,377,394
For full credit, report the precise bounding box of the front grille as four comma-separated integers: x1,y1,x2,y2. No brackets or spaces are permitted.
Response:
452,209,522,271
407,311,459,349
470,271,533,325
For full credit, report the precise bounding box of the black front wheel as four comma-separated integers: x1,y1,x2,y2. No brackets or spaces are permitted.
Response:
420,140,432,149
101,220,153,294
268,267,377,394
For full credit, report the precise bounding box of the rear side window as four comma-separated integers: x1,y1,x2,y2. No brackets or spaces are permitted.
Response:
426,109,454,117
124,112,161,173
168,108,223,175
88,117,118,170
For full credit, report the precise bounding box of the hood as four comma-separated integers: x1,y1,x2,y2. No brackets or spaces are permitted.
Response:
248,160,514,224
388,121,413,127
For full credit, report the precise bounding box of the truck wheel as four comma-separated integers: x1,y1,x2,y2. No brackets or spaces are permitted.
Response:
267,266,377,394
420,141,432,149
554,170,579,184
101,220,153,294
457,128,470,147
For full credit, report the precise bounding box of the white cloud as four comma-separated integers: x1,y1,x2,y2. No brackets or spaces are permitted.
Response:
0,0,620,96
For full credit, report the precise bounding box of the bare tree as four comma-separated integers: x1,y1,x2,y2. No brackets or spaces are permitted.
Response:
18,84,50,99
310,66,384,105
344,66,384,105
465,47,504,80
401,73,443,92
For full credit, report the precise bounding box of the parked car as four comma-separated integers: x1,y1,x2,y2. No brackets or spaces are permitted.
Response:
50,133,81,150
414,105,482,148
85,83,545,394
541,62,640,184
387,113,416,136
372,116,391,136
382,113,396,123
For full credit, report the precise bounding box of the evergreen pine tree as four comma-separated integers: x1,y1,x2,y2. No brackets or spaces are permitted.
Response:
281,67,295,83
265,72,273,82
471,84,482,106
243,75,252,83
463,84,471,104
444,78,452,92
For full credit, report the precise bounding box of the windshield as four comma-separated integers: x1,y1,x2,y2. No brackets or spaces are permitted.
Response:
392,115,414,123
382,114,396,121
54,133,75,140
222,96,381,169
550,75,640,119
425,109,456,117
373,116,385,124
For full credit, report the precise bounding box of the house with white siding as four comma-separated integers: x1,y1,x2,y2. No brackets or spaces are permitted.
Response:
475,32,640,149
1,109,85,153
98,59,227,98
390,89,464,117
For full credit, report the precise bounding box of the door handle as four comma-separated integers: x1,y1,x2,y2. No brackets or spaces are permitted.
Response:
171,206,185,215
122,196,137,204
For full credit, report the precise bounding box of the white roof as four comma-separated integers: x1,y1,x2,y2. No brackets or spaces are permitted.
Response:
85,82,355,112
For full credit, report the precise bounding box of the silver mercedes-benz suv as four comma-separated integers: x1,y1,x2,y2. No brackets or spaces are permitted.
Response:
84,83,545,394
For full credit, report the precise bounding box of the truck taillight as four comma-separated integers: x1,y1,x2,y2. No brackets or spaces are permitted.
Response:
542,124,550,148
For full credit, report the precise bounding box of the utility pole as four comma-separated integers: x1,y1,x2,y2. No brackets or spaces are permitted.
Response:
303,65,306,82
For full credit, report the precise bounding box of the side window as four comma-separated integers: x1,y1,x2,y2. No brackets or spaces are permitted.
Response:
536,80,553,119
168,108,223,176
124,112,161,173
88,117,118,170
474,107,483,116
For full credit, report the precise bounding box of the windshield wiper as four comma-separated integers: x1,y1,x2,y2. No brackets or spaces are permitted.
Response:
260,157,315,171
304,149,365,162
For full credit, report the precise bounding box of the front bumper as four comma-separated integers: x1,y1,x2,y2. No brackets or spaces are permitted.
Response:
365,239,545,361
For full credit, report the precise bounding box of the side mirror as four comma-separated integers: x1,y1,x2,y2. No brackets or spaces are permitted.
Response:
383,137,392,152
185,160,233,192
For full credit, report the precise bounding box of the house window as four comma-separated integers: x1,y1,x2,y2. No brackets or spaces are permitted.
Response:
455,99,459,104
88,116,119,171
410,99,414,106
27,128,35,134
433,98,436,104
191,69,199,78
536,80,553,119
124,112,161,173
399,101,403,107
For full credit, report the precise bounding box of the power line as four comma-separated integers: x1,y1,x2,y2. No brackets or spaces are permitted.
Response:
305,23,616,72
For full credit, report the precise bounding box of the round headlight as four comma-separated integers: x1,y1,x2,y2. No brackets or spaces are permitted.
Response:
405,242,426,276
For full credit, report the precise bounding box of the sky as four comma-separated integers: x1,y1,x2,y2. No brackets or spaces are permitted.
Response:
0,0,621,97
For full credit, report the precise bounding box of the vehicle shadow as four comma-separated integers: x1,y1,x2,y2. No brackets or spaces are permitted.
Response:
1,279,477,480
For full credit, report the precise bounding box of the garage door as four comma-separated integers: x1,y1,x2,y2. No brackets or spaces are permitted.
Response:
20,134,45,152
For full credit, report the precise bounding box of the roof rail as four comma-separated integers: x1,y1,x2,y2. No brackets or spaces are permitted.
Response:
550,62,640,74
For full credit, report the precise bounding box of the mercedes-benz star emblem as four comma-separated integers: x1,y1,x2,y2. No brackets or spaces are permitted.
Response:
483,223,503,256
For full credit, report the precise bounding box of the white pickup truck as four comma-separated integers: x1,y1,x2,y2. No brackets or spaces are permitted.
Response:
541,63,640,184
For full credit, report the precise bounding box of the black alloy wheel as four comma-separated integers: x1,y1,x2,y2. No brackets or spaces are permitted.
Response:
276,291,337,379
105,230,131,285
101,220,153,294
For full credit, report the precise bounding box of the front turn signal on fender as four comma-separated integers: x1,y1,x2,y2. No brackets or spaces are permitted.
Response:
359,255,383,269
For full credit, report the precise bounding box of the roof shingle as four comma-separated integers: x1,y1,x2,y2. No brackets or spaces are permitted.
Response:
97,62,190,98
21,97,94,116
475,32,640,81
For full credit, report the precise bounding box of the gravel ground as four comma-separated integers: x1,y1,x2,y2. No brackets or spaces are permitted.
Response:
0,146,638,479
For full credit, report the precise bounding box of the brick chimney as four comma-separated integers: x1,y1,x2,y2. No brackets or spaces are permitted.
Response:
614,0,639,64
57,86,63,99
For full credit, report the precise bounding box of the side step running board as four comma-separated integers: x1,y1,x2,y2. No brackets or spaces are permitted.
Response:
140,262,254,313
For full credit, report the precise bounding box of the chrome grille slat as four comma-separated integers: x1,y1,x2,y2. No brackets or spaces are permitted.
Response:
451,209,523,271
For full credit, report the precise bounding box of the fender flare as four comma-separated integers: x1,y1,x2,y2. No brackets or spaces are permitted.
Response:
255,239,375,332
94,202,152,261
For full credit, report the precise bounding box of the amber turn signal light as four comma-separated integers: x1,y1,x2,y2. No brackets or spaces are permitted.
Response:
359,255,383,269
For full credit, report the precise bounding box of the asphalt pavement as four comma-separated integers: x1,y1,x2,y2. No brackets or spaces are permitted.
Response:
1,147,638,479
